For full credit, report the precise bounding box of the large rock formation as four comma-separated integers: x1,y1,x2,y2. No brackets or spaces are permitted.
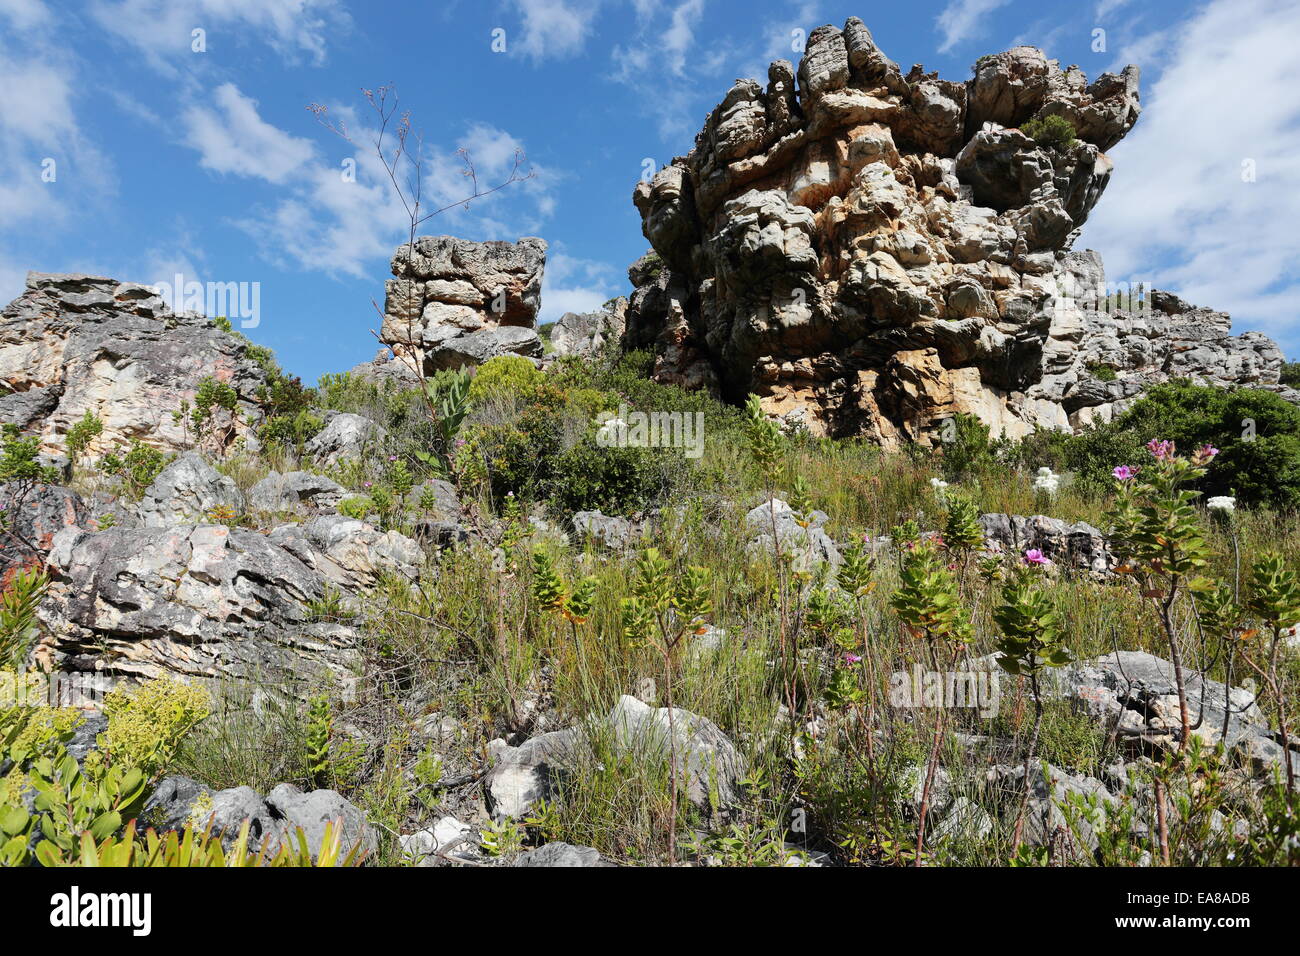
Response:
0,273,268,459
625,20,1283,443
380,236,547,374
548,298,627,359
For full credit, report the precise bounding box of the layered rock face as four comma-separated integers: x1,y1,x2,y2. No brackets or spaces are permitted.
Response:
1040,253,1288,427
626,19,1282,443
380,236,547,374
548,298,627,359
0,273,268,459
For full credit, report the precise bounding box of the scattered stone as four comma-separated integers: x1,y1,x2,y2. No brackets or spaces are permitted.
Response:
303,413,386,465
511,841,613,867
248,470,347,514
572,510,636,550
745,498,842,569
137,453,242,527
143,775,376,860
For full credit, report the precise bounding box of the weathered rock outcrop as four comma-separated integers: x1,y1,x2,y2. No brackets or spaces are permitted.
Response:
144,775,376,860
33,505,422,694
549,298,627,358
625,20,1284,443
380,236,547,374
0,273,268,458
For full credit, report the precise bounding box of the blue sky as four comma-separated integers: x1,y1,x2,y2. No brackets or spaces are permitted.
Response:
2,0,1298,384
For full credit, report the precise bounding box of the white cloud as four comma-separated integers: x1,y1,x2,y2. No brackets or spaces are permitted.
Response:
0,17,113,231
0,0,50,30
1080,0,1300,353
228,110,557,281
89,0,350,72
539,250,622,322
610,0,713,140
935,0,1011,54
1095,0,1133,19
509,0,604,62
181,83,316,184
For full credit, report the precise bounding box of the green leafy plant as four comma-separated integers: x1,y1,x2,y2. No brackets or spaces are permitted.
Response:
64,410,103,474
1020,114,1077,151
305,694,333,788
0,566,49,668
620,547,712,864
100,677,211,780
993,563,1072,850
100,440,170,499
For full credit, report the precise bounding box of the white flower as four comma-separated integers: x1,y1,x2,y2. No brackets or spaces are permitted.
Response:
930,477,949,491
1032,467,1060,496
1207,495,1236,513
596,417,628,445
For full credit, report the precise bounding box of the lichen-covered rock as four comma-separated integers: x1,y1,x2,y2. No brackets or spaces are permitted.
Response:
625,19,1284,445
549,299,627,358
0,482,89,580
745,498,842,570
303,413,386,465
978,512,1112,574
38,523,351,686
380,236,546,374
137,453,243,527
0,273,268,457
35,514,421,692
248,470,347,515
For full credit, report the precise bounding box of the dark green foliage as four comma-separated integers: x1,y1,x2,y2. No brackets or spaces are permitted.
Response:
550,436,672,514
1069,381,1300,509
939,413,995,480
0,424,58,484
1020,114,1077,151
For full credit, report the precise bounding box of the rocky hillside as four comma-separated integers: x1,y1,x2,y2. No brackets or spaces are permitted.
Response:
1,18,1297,875
625,20,1284,443
0,273,270,462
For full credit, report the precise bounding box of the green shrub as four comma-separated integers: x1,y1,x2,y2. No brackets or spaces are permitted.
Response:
1020,114,1077,151
100,440,170,499
550,436,672,514
1085,362,1118,382
468,355,544,406
64,410,104,470
0,567,49,668
0,424,58,484
1066,381,1300,510
337,496,375,520
100,677,211,780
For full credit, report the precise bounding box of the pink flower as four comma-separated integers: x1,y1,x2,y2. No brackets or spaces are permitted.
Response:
1023,549,1052,566
1146,439,1174,461
1196,444,1220,461
1112,465,1136,481
844,654,862,664
363,481,372,488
